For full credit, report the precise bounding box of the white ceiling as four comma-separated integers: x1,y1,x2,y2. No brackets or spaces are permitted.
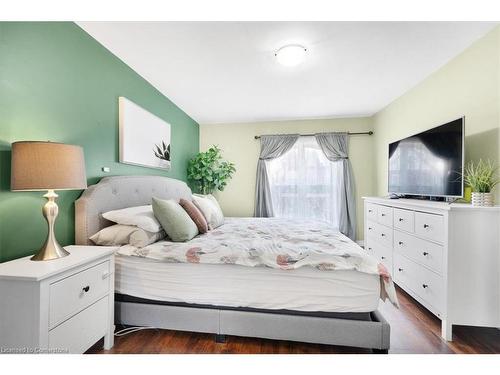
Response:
78,22,496,124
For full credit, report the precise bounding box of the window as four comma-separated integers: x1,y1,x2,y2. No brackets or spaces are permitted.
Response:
267,136,341,229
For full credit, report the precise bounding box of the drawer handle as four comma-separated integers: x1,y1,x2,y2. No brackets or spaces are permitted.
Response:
368,247,372,251
398,218,404,222
398,268,403,272
422,284,428,289
368,210,373,213
423,252,429,256
82,286,90,293
398,241,403,245
381,256,386,260
423,224,430,229
381,233,386,237
381,213,386,217
368,227,372,230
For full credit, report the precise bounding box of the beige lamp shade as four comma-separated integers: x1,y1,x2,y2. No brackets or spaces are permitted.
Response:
11,141,87,191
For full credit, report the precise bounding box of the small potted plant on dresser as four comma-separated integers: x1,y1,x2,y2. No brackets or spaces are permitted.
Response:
464,159,499,207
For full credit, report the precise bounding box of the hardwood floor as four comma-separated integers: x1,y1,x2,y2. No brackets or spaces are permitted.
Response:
87,287,500,354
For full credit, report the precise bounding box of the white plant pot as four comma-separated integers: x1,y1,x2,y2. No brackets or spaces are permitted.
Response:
471,192,494,207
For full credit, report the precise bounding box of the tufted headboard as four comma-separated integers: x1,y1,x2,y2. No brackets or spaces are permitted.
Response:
75,175,192,245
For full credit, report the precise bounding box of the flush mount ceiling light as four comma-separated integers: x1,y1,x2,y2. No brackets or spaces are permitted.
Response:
275,44,307,67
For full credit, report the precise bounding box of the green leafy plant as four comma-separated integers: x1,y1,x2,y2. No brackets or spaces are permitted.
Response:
154,141,170,162
463,159,499,193
187,146,236,194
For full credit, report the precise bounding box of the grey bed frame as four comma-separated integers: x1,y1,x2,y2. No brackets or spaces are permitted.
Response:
75,175,390,353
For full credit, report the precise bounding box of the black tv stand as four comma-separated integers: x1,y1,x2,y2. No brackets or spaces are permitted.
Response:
388,194,447,202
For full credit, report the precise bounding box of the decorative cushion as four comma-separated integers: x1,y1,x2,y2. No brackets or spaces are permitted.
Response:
206,194,225,225
179,198,208,234
152,197,199,242
192,194,224,229
89,224,166,248
102,205,162,233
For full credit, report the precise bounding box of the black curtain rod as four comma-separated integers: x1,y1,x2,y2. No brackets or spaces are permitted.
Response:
254,131,373,139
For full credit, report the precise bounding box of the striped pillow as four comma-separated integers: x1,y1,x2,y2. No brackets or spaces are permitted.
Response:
179,198,209,234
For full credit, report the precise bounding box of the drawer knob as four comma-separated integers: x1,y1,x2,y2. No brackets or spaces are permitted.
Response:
423,251,429,256
398,218,404,222
368,247,372,251
381,256,386,260
82,286,90,293
423,224,429,229
381,213,386,217
368,227,372,230
422,284,428,289
368,210,373,213
398,241,403,245
381,233,385,237
398,268,403,272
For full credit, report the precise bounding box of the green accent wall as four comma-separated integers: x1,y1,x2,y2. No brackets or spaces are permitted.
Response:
0,22,199,262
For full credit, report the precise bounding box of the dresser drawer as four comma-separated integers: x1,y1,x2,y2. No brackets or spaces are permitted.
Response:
377,205,393,227
375,244,393,272
366,203,378,222
377,223,393,248
365,240,392,274
49,296,109,354
366,221,393,248
393,208,414,233
393,253,415,290
415,263,444,313
393,253,443,314
366,220,378,240
49,260,111,328
415,212,444,243
394,230,443,274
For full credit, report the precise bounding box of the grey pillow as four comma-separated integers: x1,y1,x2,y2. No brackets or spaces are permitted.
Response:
152,197,199,242
89,224,166,248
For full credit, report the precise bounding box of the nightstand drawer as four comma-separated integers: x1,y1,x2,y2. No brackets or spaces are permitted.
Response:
49,296,109,354
49,260,111,328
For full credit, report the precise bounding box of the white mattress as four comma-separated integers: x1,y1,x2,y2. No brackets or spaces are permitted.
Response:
115,253,381,313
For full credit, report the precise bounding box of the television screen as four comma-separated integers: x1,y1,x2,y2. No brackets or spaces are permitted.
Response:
388,118,464,197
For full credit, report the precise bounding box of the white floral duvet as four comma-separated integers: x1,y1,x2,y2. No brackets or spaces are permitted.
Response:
118,217,399,307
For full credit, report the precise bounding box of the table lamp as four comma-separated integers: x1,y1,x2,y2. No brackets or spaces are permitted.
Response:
11,141,87,261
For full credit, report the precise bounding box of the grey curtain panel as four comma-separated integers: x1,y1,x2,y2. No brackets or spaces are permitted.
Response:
255,134,299,217
315,132,357,240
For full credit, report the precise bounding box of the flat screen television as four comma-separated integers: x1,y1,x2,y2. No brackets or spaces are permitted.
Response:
388,118,464,198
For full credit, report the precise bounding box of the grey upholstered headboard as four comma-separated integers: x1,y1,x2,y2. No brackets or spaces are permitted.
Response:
75,175,192,245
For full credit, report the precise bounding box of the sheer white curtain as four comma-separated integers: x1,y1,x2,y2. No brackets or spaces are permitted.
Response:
267,136,341,229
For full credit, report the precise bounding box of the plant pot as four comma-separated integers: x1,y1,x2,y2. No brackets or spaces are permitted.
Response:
471,192,494,207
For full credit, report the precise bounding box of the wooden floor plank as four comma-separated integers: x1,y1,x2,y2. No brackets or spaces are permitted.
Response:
87,287,500,354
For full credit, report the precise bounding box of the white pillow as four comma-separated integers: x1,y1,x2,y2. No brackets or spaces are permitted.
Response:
102,205,162,233
192,194,224,229
90,224,166,248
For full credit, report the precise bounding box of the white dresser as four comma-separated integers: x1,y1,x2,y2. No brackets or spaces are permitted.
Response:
363,197,500,340
0,246,116,354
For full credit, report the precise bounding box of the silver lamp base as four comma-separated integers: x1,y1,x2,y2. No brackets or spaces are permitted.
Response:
31,190,70,261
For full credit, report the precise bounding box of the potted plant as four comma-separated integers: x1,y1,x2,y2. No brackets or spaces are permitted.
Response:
463,159,499,207
187,146,236,195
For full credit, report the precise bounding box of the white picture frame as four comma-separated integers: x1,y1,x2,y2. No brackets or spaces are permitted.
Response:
119,96,171,170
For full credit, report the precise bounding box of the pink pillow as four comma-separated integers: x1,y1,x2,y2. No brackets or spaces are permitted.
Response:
179,198,209,234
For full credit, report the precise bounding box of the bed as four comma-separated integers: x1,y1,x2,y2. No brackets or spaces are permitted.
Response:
75,175,394,353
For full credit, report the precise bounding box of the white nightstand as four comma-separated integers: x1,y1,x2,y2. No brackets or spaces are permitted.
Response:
0,246,116,354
